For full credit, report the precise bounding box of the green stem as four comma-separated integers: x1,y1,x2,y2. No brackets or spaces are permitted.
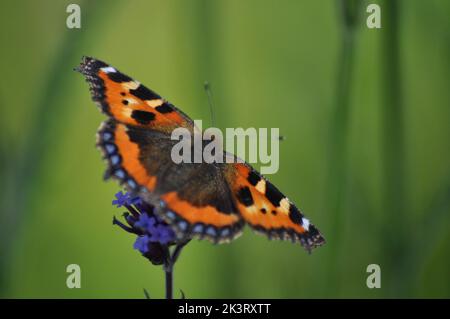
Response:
324,0,361,296
164,240,189,299
165,267,173,299
380,0,407,297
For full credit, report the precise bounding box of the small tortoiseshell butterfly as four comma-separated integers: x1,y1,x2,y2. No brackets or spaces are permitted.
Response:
76,56,325,252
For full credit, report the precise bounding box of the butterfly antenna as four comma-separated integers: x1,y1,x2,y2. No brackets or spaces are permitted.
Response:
204,81,216,127
203,81,284,141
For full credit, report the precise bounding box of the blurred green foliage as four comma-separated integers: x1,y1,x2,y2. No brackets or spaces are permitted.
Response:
0,0,449,298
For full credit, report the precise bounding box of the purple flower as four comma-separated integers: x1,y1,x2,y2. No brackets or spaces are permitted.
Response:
112,191,140,207
134,213,156,230
134,235,151,253
156,225,174,245
112,191,176,265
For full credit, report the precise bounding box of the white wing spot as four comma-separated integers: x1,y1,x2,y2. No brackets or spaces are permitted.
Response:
302,217,310,231
101,66,116,73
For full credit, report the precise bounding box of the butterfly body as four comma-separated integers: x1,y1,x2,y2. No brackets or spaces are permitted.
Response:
77,56,325,252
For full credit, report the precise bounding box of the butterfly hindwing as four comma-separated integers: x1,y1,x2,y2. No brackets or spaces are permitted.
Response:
97,119,157,191
96,119,244,243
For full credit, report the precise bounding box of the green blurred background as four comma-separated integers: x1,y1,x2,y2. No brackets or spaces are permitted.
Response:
1,0,449,298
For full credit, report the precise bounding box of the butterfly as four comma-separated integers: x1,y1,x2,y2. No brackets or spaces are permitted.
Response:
76,56,325,252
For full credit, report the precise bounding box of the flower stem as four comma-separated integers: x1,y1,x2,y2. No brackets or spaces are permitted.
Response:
163,240,190,299
165,266,173,299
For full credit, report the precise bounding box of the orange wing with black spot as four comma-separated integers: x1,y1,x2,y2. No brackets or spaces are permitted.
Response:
226,160,325,252
76,56,192,131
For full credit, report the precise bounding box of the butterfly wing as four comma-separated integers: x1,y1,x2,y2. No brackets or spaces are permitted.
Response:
97,120,244,243
226,159,325,252
76,56,193,130
77,57,244,243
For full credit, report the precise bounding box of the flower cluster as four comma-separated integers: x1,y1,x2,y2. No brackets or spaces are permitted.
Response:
112,191,176,265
